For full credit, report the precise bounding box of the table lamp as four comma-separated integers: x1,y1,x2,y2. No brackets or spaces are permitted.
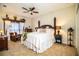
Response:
0,29,3,36
56,26,61,35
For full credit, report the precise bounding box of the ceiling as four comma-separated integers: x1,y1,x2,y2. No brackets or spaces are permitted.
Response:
0,3,74,19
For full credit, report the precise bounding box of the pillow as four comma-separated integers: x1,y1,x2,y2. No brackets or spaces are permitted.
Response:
37,28,46,33
46,29,54,37
40,29,46,32
37,29,40,32
46,29,54,33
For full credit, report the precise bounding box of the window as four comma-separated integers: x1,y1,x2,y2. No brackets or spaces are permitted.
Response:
9,22,24,34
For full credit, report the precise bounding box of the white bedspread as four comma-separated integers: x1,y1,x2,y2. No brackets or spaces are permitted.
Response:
24,32,55,53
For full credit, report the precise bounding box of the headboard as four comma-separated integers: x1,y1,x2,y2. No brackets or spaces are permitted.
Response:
39,25,54,29
37,17,56,36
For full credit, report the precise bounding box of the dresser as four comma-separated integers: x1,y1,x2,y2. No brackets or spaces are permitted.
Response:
0,36,8,51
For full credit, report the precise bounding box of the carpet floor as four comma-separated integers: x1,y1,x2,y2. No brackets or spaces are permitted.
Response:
0,41,77,56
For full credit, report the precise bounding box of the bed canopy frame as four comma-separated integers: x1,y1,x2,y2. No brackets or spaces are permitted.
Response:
37,17,56,36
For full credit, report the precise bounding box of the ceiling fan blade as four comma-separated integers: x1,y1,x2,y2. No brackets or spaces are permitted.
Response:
29,7,35,11
31,7,35,11
33,11,39,13
22,7,28,10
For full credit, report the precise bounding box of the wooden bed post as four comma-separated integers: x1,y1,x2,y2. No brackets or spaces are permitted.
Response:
38,20,40,28
54,17,56,36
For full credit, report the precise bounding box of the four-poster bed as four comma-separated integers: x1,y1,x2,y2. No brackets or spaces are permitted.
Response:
21,17,57,53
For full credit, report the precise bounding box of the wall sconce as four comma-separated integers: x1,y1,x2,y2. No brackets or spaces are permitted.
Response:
56,26,61,35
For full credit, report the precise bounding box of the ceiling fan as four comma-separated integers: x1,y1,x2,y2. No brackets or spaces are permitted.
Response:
22,7,39,15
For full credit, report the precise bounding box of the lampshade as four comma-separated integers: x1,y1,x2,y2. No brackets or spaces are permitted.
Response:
56,26,61,30
56,26,61,35
0,29,4,35
0,29,3,33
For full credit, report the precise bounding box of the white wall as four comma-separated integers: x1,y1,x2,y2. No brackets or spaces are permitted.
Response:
24,18,32,28
32,5,75,44
76,12,79,55
76,4,79,55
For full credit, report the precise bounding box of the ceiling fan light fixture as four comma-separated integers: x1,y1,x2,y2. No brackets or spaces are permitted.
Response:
3,5,7,7
30,13,33,15
22,6,39,15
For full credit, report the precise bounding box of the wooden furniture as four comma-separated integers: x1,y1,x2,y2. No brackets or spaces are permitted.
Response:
55,25,62,43
55,34,62,43
27,29,32,32
0,36,8,51
38,20,40,28
10,32,21,42
25,28,32,32
67,27,74,46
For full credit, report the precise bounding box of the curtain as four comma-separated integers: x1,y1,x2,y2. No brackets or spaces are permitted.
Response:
20,23,24,34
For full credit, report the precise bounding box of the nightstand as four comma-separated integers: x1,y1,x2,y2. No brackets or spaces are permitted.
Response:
27,29,32,32
55,34,62,44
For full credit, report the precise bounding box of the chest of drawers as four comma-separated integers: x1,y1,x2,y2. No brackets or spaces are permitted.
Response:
0,36,8,51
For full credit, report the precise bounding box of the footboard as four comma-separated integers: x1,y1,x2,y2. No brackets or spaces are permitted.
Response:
24,32,54,53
